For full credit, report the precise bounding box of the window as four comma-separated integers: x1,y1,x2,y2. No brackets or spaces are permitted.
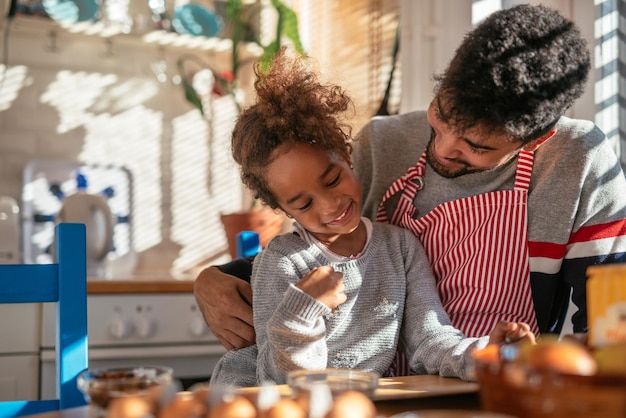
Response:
291,0,401,133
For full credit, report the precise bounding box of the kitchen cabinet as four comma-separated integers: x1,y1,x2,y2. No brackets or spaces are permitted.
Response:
0,304,40,402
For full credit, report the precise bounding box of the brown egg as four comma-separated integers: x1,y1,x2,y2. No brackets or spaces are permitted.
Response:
159,392,207,418
207,395,257,418
324,390,377,418
525,339,597,376
107,395,152,418
263,398,306,418
292,392,310,414
191,385,211,409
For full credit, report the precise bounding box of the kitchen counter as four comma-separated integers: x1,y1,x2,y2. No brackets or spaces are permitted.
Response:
87,278,195,294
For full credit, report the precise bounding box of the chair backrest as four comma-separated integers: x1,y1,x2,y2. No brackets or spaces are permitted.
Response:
0,223,88,417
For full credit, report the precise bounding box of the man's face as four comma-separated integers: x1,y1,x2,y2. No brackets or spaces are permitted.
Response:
425,98,525,178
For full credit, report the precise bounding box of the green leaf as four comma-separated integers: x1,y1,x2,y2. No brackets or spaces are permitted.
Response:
182,78,204,116
177,0,306,116
270,0,306,54
259,41,280,73
177,59,205,116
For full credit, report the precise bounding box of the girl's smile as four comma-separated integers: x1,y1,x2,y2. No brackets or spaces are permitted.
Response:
266,142,365,255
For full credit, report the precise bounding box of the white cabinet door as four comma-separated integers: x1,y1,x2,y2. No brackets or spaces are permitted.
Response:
0,304,40,353
0,355,39,401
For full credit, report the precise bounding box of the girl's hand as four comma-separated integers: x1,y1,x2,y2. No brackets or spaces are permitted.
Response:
488,321,536,345
296,265,347,309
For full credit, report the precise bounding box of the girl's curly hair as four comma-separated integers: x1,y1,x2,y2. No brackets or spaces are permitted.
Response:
231,47,354,210
434,4,590,143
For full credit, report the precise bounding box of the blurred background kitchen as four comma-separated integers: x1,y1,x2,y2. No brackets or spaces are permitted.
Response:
0,0,622,403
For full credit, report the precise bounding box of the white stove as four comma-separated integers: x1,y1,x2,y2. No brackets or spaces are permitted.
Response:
40,292,226,398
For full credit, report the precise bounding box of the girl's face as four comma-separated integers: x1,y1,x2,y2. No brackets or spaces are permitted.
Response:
266,142,362,242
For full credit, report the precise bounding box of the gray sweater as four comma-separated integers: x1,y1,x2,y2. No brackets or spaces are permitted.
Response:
210,221,489,387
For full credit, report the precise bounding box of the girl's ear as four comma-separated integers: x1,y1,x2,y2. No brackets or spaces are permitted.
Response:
523,128,557,152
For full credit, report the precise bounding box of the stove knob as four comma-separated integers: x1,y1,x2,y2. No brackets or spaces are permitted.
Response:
189,316,208,336
134,316,155,338
109,317,133,339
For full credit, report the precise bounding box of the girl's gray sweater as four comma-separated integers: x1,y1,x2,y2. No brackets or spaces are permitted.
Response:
210,222,489,387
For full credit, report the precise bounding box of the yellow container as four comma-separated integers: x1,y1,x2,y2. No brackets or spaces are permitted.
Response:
586,264,626,348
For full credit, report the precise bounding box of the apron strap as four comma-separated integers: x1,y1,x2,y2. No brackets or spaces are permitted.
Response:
376,153,427,224
514,150,534,191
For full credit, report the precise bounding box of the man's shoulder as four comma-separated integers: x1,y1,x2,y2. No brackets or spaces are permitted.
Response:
550,117,605,150
361,110,429,139
538,117,614,167
354,110,430,163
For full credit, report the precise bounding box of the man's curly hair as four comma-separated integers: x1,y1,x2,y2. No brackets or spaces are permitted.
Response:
434,4,591,143
231,47,354,210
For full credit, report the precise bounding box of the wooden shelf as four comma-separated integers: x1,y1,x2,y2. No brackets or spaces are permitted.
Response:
2,14,262,56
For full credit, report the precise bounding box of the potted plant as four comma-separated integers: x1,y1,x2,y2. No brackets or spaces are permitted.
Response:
178,0,304,258
177,0,305,114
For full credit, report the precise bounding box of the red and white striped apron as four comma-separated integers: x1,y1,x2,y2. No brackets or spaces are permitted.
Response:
377,150,539,375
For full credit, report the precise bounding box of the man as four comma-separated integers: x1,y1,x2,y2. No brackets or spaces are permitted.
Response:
194,4,626,352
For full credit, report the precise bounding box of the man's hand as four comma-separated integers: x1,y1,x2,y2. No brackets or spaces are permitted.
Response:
193,266,255,350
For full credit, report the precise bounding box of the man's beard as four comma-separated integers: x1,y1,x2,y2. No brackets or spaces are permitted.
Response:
425,137,482,178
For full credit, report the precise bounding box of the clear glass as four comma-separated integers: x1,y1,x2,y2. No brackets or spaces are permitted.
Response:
77,365,173,415
286,368,378,398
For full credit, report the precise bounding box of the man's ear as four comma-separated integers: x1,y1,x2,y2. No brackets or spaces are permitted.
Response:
523,129,557,152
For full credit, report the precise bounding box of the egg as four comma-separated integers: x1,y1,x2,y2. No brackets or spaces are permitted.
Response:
524,339,597,376
107,395,152,418
158,392,207,418
207,395,257,418
262,398,306,418
324,390,377,418
191,385,211,408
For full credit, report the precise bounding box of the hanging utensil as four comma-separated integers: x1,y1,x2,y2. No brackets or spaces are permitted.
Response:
375,25,400,116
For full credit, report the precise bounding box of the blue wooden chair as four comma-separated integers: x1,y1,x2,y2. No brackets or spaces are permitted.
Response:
0,223,88,417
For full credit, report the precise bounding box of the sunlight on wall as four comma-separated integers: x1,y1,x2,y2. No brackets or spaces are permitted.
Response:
81,105,163,255
170,95,242,274
594,4,620,154
0,65,29,111
39,69,165,258
40,71,118,134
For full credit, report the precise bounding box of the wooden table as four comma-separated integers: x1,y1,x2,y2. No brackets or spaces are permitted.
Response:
373,375,481,416
23,375,484,418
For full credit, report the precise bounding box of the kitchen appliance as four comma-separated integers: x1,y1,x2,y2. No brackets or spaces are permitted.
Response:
57,172,114,278
40,293,226,397
0,196,20,264
22,159,133,278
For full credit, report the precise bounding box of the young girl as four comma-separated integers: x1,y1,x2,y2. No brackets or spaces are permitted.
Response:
209,48,534,387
